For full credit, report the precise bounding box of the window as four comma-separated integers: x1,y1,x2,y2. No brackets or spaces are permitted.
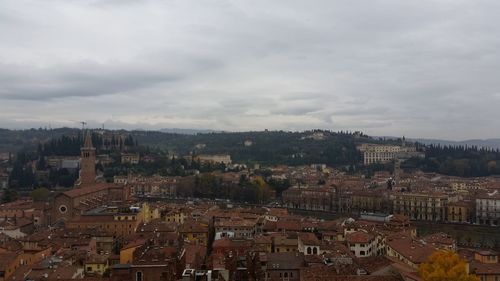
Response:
307,247,312,255
136,271,143,281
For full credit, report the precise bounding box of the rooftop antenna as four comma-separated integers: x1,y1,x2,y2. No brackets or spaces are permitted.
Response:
80,121,87,142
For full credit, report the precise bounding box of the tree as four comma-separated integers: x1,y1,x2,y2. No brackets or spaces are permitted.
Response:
31,187,50,202
419,251,479,281
252,176,272,204
1,189,18,203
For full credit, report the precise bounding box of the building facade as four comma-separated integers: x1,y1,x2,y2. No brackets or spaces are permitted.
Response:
392,192,448,222
476,191,500,226
79,131,96,185
282,186,336,211
357,143,423,165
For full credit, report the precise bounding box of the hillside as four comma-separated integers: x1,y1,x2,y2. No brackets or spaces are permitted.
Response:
4,128,500,178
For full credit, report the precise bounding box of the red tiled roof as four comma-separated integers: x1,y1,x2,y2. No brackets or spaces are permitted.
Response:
386,235,437,264
59,183,113,198
471,260,500,275
178,220,208,233
254,235,272,244
422,232,455,247
346,231,374,244
276,220,302,231
68,214,115,223
122,239,147,250
265,252,305,270
212,238,252,249
299,232,320,245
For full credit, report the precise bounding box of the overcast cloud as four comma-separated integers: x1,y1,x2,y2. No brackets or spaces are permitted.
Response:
1,0,499,140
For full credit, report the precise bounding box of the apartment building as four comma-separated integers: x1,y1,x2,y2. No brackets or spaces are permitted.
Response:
447,201,472,223
392,192,448,222
357,143,423,165
476,190,500,226
346,231,376,258
66,213,141,236
192,154,232,165
121,153,140,165
282,186,336,211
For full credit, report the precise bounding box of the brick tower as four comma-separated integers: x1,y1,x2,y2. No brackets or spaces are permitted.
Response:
79,130,96,186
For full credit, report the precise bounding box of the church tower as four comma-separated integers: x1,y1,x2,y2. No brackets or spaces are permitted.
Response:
79,130,96,186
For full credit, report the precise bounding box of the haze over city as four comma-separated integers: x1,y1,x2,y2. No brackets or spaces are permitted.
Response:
1,0,500,140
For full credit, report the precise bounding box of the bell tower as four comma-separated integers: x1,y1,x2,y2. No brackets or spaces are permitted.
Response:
79,130,96,186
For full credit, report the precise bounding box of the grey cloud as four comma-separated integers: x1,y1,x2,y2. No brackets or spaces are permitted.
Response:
0,62,180,100
1,0,500,139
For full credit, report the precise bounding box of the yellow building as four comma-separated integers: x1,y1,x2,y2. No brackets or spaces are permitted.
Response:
254,236,272,253
450,182,467,192
273,236,297,253
85,254,109,275
141,203,161,223
471,250,500,281
119,240,145,264
392,192,448,222
121,153,140,164
178,221,209,246
447,202,470,223
0,247,52,281
67,213,141,236
165,209,188,224
351,191,389,213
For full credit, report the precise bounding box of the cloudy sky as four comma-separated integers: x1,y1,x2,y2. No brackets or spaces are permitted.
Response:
1,0,499,140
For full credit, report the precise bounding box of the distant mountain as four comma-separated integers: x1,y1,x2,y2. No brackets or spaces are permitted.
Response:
158,128,224,135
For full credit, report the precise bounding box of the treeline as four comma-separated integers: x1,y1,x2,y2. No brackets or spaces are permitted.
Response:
38,135,83,156
403,144,500,177
101,154,229,181
132,130,364,167
7,132,138,190
7,149,79,190
38,133,138,156
176,173,290,204
6,128,500,190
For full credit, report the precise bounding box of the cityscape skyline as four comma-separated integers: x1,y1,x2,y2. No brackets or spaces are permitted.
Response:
2,1,500,280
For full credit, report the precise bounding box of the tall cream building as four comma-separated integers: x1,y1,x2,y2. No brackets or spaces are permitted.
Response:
357,143,422,165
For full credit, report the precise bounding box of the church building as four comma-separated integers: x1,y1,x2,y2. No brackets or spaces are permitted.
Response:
51,130,131,225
